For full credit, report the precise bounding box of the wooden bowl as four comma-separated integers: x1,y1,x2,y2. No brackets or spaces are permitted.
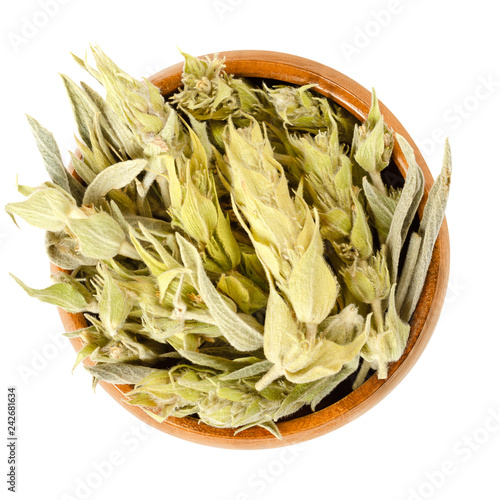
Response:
53,50,450,449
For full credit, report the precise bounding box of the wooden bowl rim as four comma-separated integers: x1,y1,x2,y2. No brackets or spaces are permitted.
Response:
54,50,450,450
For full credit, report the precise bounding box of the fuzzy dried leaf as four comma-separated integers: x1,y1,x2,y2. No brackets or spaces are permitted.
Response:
177,234,263,351
10,273,94,313
67,212,126,260
85,363,159,384
26,115,84,203
83,159,148,206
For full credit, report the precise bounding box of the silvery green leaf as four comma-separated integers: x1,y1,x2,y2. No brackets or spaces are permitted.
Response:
397,138,425,246
178,350,248,372
395,232,421,313
10,273,95,313
253,421,281,440
217,272,267,315
137,223,180,269
16,183,38,197
92,113,117,164
80,82,142,159
400,140,451,322
85,363,159,385
274,356,358,419
69,151,96,185
310,356,360,410
205,202,241,271
60,74,96,149
45,230,99,269
108,200,134,238
273,358,357,419
67,212,126,260
176,234,264,351
176,370,218,393
274,381,325,420
72,343,98,372
385,135,424,282
62,325,99,339
26,115,84,204
179,176,218,245
363,177,399,243
124,216,172,238
5,185,75,232
220,360,273,381
156,268,185,300
74,136,107,175
129,233,167,277
82,159,148,206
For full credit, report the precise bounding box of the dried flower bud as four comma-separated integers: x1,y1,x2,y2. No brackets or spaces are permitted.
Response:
349,189,373,260
77,45,169,137
319,304,365,344
353,90,394,174
217,271,267,314
255,285,367,390
264,84,329,130
171,52,259,121
342,251,390,304
361,285,410,378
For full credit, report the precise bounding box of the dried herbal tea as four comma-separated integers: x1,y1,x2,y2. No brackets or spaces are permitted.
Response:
5,46,452,438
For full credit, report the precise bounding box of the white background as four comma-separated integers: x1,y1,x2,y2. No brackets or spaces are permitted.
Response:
1,1,499,499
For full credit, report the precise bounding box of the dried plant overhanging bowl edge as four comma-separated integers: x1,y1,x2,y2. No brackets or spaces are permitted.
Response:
52,50,450,450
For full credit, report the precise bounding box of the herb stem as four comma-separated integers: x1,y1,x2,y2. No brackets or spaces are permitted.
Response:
371,299,384,333
306,323,318,344
369,171,387,196
157,175,171,209
255,365,284,392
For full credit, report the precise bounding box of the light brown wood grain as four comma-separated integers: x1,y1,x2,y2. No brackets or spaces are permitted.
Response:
52,51,450,449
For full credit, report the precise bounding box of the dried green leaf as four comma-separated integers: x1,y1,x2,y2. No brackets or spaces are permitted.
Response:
385,135,425,282
26,115,84,203
5,185,75,232
176,234,264,351
400,140,451,321
67,212,126,260
83,159,147,206
72,343,98,373
220,360,273,381
85,363,159,384
10,273,94,313
395,232,421,313
177,350,248,372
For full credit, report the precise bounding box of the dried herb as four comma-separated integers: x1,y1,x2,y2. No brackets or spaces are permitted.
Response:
5,47,451,438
